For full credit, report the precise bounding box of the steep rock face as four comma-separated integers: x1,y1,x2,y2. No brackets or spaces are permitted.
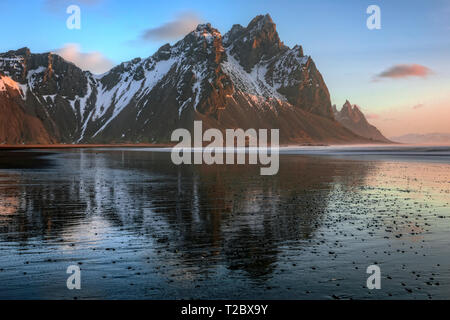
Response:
334,100,389,142
223,14,333,119
0,74,54,144
0,15,372,145
0,48,91,143
225,15,288,72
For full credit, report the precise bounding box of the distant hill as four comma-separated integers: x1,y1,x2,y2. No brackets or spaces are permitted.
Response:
390,133,450,144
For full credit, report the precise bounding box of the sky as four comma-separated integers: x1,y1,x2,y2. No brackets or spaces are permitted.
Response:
2,0,449,136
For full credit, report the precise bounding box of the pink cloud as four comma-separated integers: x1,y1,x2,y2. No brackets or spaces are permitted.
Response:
412,103,425,110
375,64,432,80
365,113,380,120
54,44,114,74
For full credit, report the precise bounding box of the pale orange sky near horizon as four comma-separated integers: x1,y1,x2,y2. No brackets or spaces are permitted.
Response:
362,93,450,138
330,68,450,138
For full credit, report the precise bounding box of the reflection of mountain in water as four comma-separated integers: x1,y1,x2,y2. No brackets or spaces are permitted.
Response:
0,150,372,279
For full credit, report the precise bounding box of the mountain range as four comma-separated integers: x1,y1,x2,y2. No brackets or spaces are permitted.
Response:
390,133,450,144
0,14,388,145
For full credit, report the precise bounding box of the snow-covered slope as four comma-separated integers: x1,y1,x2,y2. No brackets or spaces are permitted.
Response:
0,14,370,145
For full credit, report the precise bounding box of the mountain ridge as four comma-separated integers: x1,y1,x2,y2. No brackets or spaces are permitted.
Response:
0,14,386,145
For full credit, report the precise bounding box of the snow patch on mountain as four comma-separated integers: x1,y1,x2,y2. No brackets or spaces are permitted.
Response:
222,49,286,102
92,56,178,137
191,61,207,111
26,66,47,90
270,47,310,89
0,56,24,79
42,94,57,103
142,57,178,94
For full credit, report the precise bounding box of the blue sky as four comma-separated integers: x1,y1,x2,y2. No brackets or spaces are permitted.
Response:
2,0,449,135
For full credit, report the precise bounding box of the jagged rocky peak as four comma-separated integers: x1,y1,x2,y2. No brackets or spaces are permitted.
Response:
193,23,222,39
0,47,88,98
339,100,365,123
246,14,280,41
335,100,390,142
223,24,245,44
173,23,232,118
176,22,223,49
340,100,355,118
192,23,225,63
219,14,333,119
343,99,352,109
225,14,288,72
2,47,31,60
246,14,284,48
0,48,29,82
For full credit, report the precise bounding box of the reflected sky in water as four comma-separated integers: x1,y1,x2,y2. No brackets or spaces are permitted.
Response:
0,149,449,299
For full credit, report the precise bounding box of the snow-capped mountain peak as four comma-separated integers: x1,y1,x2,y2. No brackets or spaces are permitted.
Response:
0,15,375,145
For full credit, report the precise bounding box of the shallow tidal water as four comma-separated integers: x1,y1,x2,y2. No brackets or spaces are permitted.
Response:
0,147,449,299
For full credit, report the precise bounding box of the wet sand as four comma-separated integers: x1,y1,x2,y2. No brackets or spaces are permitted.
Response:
0,143,174,150
0,151,53,169
0,148,449,299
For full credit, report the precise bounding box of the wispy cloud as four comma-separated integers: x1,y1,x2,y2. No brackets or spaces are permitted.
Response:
412,103,425,110
365,113,380,120
54,44,114,74
141,12,202,42
374,64,432,80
